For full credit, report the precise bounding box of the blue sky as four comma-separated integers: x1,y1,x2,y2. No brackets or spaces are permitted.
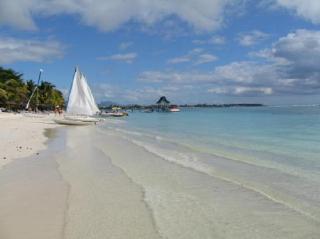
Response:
1,0,320,105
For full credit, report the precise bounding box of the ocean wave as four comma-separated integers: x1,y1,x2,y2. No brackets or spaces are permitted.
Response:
106,125,320,183
111,130,320,223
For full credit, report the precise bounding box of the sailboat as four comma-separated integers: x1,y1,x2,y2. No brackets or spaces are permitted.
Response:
54,67,100,125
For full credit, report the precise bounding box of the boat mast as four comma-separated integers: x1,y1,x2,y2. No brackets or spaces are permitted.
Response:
25,69,43,111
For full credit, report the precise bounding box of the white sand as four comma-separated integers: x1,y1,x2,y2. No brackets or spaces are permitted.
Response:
0,113,59,168
0,113,67,239
0,125,161,239
56,127,161,239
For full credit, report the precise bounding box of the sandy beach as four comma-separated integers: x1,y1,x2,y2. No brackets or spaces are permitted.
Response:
0,113,59,169
1,114,320,239
2,0,320,237
0,115,161,239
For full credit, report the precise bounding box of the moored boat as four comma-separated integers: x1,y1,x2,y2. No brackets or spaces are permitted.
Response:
100,106,128,117
54,67,100,125
53,118,94,125
169,105,181,112
101,111,128,117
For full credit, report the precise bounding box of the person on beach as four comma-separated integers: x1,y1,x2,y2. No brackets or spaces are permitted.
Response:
54,106,58,115
55,105,60,115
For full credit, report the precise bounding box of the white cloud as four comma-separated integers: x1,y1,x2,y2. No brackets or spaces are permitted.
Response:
143,29,320,97
271,29,320,70
0,0,246,32
168,56,191,64
138,62,279,96
254,29,320,74
96,29,320,102
0,37,63,64
98,52,137,63
207,87,228,94
93,83,179,103
209,35,226,44
195,54,217,65
91,29,320,104
213,61,274,83
208,86,273,95
193,35,226,45
167,48,217,65
273,0,320,24
138,70,213,83
238,30,269,46
0,1,37,30
189,48,204,54
234,87,273,95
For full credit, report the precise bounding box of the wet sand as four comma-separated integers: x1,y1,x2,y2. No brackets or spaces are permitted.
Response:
0,126,161,239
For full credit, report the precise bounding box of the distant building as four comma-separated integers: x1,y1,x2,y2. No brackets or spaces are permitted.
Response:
156,96,170,111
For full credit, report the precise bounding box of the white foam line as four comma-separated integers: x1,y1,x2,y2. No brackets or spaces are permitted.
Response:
118,134,320,224
111,126,320,185
94,145,165,239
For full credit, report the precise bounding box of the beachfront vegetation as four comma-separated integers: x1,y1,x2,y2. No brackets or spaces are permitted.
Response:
0,66,64,111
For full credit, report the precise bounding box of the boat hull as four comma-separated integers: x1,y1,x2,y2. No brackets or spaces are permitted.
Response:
53,118,94,125
101,112,128,117
64,115,100,122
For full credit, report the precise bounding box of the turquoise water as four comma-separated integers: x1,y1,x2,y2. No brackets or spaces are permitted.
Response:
121,106,320,171
103,106,320,222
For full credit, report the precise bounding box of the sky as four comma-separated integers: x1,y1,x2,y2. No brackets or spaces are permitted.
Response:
1,0,320,105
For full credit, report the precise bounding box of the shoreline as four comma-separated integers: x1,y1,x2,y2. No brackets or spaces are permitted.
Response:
0,122,162,239
95,126,320,238
0,113,60,169
1,116,320,238
0,125,69,239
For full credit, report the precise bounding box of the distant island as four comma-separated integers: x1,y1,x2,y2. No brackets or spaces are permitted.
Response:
98,103,264,111
180,103,264,108
98,95,264,110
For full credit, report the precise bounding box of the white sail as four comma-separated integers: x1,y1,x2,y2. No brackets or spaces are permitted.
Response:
66,68,99,116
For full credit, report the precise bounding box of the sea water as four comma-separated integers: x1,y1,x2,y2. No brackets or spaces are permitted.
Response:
111,106,320,177
102,106,320,228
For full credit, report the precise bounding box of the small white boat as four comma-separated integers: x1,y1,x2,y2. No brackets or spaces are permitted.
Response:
169,105,181,112
54,67,100,125
101,106,129,117
103,112,128,117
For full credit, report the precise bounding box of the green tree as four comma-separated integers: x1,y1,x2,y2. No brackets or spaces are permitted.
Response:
0,67,23,82
0,66,65,111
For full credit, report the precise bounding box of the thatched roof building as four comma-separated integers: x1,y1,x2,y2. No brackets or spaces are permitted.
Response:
156,96,170,111
156,96,170,105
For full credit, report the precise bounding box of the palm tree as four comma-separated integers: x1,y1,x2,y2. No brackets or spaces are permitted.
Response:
0,67,28,110
0,67,65,111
